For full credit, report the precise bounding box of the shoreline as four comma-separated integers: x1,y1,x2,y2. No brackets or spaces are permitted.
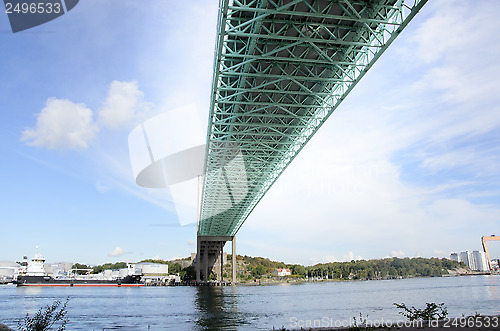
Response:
2,272,497,288
238,272,499,286
272,315,500,331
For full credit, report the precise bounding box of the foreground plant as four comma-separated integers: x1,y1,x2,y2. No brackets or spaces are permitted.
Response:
350,312,369,330
18,298,69,331
394,302,448,321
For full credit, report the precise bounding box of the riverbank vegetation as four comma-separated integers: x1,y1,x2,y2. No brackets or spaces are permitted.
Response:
304,257,463,280
71,262,128,275
226,256,465,282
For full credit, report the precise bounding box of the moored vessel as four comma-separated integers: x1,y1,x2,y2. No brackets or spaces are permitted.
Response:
14,249,143,287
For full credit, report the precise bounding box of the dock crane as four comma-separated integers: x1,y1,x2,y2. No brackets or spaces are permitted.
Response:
481,235,499,270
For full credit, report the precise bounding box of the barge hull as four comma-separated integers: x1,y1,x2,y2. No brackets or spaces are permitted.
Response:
16,275,143,287
17,283,143,287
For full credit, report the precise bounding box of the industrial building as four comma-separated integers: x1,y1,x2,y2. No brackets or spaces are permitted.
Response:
45,262,74,276
134,263,168,275
0,261,18,283
134,263,180,285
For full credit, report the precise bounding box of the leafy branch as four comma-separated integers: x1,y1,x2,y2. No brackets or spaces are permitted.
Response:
394,302,448,321
18,298,69,331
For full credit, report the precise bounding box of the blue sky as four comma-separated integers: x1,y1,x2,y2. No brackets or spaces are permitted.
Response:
1,0,499,266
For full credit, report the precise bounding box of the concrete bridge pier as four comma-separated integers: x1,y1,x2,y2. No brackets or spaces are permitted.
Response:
195,236,236,283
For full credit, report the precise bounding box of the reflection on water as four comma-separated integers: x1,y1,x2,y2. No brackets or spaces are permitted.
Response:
18,286,42,295
486,275,498,299
195,286,249,330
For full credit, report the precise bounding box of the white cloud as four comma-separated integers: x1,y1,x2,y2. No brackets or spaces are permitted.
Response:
309,252,364,265
433,249,447,257
412,2,478,64
410,1,500,139
186,239,195,246
342,251,364,262
95,182,110,193
168,256,186,261
421,149,475,172
22,80,153,152
21,98,97,150
390,250,406,258
108,246,125,257
98,80,150,129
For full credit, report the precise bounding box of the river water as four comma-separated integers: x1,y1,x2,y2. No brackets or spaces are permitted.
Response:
0,275,499,330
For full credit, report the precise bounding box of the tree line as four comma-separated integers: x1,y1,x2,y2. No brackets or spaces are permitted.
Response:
231,255,464,280
303,257,462,280
71,262,128,275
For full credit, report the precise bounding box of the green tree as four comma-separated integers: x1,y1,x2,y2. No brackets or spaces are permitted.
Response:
180,266,196,281
289,264,306,277
91,265,103,274
168,262,182,274
71,263,90,275
91,262,128,274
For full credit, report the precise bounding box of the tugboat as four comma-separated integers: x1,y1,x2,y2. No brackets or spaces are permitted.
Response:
14,248,143,287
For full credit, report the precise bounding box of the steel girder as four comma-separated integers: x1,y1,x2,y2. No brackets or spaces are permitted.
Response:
198,0,427,236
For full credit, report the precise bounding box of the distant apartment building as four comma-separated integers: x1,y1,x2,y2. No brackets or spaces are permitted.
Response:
273,268,291,277
471,251,489,272
450,251,489,271
459,251,470,267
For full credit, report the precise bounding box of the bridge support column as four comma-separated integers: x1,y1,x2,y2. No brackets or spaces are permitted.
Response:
195,235,232,283
232,236,236,285
196,239,201,282
217,241,223,282
203,242,208,282
221,241,224,282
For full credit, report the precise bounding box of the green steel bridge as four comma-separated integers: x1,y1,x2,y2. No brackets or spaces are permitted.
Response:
195,0,427,282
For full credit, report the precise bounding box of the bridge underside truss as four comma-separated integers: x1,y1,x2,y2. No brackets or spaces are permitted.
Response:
198,0,427,237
